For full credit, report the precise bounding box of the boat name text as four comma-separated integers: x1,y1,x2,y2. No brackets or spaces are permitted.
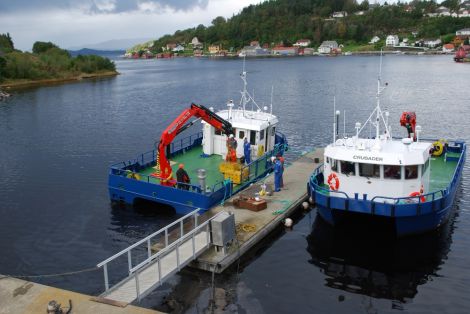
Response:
353,155,383,162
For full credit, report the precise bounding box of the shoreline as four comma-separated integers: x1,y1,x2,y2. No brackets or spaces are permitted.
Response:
0,71,119,90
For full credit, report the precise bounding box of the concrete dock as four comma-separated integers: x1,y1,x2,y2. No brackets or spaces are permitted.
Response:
0,276,163,314
191,148,323,273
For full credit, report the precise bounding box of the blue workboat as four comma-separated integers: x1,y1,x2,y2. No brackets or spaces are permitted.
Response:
307,75,466,236
109,70,287,214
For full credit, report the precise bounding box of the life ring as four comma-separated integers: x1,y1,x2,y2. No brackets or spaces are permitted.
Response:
431,140,444,157
409,191,425,202
327,173,340,191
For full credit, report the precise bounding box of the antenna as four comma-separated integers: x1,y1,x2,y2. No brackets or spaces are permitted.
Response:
343,110,346,138
333,96,336,144
270,85,273,115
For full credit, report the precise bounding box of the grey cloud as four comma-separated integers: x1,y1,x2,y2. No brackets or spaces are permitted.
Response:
0,0,209,14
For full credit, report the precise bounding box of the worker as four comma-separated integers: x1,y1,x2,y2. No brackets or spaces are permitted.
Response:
276,153,285,188
243,137,251,164
176,164,190,190
273,156,282,192
226,134,237,162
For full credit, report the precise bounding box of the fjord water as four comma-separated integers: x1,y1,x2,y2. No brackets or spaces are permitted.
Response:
1,55,469,313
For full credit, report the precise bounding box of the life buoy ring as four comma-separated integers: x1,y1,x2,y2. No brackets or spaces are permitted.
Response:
327,173,340,191
409,192,426,203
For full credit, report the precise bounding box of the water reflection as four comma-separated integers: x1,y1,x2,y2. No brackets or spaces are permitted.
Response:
306,208,457,302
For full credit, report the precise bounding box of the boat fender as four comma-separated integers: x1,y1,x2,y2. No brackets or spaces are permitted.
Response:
431,140,444,157
327,173,340,191
283,218,293,228
302,201,309,210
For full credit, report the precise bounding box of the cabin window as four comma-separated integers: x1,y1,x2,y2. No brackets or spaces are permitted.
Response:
359,163,380,178
250,130,256,145
384,165,401,180
331,158,338,172
239,130,245,139
340,161,355,176
271,127,276,136
405,165,418,179
215,129,222,135
260,129,265,140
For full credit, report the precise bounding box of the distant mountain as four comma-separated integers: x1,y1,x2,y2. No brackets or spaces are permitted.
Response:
68,48,125,57
68,38,152,51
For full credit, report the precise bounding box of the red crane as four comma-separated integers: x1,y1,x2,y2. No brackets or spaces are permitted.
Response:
400,111,417,141
153,103,234,186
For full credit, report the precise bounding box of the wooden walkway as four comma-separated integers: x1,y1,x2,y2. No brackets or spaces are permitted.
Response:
192,148,324,273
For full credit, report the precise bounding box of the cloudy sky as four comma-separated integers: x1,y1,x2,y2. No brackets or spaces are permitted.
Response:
0,0,263,51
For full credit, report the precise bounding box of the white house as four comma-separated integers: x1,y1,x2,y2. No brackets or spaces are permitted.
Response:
442,43,455,53
386,35,399,47
172,44,185,52
318,41,338,54
423,38,442,48
399,38,409,47
458,9,470,17
332,11,348,18
436,6,451,16
369,36,380,44
293,39,311,47
191,37,203,49
456,28,470,36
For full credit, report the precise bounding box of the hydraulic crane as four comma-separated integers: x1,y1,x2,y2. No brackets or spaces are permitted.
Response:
153,103,234,186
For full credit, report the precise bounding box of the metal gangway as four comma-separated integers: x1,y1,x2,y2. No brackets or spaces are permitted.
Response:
97,209,221,303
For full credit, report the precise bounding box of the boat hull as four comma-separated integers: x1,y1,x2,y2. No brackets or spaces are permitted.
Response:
308,140,466,237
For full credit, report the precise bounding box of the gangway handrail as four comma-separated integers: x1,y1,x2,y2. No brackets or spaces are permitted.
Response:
97,208,200,268
97,209,227,299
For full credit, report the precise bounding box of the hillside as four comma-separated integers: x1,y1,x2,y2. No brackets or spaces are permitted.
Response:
0,34,118,87
133,0,470,53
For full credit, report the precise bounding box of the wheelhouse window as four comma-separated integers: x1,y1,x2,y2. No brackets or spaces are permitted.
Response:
260,129,265,140
330,158,338,172
405,165,418,179
271,127,276,136
340,161,355,176
359,163,380,178
384,165,401,179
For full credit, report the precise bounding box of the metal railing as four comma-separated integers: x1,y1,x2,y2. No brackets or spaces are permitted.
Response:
97,208,204,293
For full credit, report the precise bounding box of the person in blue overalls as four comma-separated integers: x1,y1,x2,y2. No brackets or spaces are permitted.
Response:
273,156,282,192
243,137,251,164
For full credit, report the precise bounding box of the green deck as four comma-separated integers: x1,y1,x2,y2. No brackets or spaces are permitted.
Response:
138,146,226,188
428,152,460,192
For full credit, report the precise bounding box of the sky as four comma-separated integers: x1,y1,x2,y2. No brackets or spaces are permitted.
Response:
0,0,264,51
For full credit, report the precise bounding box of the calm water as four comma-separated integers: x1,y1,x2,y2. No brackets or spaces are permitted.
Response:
1,55,469,313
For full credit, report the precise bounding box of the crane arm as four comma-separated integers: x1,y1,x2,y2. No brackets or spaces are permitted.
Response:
155,103,234,186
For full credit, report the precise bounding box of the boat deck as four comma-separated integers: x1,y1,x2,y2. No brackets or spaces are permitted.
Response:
429,152,460,192
138,147,225,188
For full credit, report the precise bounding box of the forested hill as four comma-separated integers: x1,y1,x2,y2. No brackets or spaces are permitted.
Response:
146,0,470,52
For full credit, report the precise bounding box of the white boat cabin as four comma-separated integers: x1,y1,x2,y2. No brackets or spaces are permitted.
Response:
323,75,433,201
202,103,279,161
324,137,432,200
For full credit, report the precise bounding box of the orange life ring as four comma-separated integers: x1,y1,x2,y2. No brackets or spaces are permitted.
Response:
409,191,425,202
327,173,340,191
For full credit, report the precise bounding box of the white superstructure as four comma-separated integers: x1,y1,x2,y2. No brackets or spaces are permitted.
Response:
202,66,279,161
323,68,432,200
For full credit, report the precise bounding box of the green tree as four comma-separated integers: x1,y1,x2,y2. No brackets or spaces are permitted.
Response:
0,33,15,53
32,41,59,54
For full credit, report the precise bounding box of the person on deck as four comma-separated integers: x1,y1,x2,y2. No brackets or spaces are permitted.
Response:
243,137,251,164
273,156,282,192
276,153,285,188
176,164,190,190
226,134,237,162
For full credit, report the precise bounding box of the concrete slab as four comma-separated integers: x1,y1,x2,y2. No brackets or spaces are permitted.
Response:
0,276,163,314
192,148,324,273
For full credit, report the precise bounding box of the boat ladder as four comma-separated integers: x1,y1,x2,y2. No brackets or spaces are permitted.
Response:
97,209,221,304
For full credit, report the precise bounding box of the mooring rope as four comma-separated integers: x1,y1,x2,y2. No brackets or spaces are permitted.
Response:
0,266,99,280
